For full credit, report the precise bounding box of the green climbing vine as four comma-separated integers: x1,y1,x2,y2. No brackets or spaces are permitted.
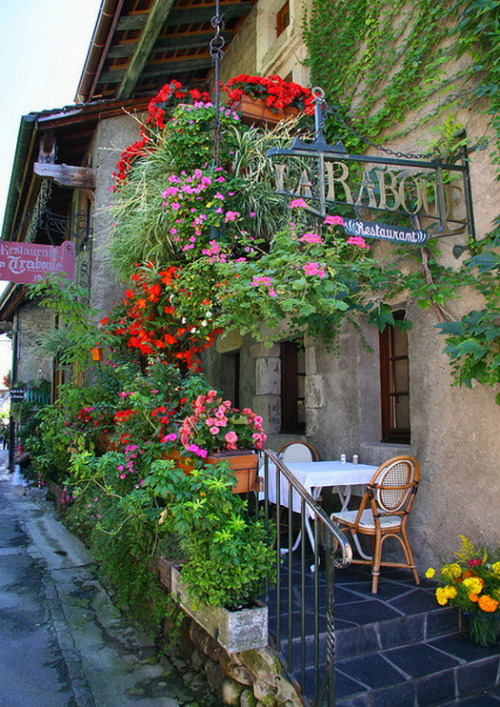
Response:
303,0,500,399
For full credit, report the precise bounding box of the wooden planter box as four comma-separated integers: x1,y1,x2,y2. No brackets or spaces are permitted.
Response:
232,94,300,127
171,566,268,653
206,450,259,494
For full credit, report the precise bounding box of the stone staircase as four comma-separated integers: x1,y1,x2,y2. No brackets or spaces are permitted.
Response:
267,564,500,706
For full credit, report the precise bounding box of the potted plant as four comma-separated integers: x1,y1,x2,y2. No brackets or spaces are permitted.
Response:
223,74,315,125
146,459,276,652
426,535,500,646
178,389,267,492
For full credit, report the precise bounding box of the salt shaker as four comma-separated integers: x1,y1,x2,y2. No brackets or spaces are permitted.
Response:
340,453,347,463
352,454,359,464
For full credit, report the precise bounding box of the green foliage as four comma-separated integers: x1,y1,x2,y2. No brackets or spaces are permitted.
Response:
109,104,300,279
145,460,276,609
303,0,500,399
26,275,109,371
88,490,171,632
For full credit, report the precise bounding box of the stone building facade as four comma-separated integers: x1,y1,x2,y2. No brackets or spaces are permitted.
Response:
1,0,498,573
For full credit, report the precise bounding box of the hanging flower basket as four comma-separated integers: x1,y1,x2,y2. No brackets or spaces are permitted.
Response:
232,94,300,126
206,450,259,494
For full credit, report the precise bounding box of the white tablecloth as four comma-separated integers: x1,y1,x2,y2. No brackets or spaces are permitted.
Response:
260,460,377,513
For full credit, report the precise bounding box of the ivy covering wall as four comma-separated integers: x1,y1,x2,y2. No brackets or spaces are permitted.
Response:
303,0,500,399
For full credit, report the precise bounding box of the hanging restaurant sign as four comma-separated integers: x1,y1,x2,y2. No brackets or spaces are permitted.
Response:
266,103,475,246
0,240,75,284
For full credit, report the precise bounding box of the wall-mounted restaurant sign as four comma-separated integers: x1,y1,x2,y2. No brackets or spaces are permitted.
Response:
0,240,75,284
266,94,475,246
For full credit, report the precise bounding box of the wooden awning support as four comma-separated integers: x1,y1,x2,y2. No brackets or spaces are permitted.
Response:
33,162,97,190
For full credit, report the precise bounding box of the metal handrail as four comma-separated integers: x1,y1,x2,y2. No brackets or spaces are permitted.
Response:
259,449,353,706
262,449,353,568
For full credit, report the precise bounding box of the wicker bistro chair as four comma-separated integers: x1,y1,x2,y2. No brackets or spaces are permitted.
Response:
277,441,320,463
276,441,320,553
330,456,421,594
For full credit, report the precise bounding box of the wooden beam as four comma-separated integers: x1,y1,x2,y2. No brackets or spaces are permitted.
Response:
140,56,212,77
116,2,252,31
166,3,251,25
100,54,212,83
38,130,56,163
116,0,176,100
33,163,97,190
108,30,234,58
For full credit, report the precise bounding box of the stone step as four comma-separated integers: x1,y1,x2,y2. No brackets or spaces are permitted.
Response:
267,562,500,705
332,632,500,706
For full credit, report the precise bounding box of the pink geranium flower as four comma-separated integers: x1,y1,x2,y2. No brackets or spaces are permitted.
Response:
324,215,345,226
300,232,323,244
347,236,369,249
289,198,308,209
303,261,326,278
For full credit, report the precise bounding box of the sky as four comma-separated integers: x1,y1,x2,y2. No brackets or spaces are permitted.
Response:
0,0,102,231
0,0,102,374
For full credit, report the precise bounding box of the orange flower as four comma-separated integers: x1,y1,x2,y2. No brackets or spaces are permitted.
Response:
468,593,479,602
478,595,499,613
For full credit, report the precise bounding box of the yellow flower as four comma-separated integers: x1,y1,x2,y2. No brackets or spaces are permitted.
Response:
463,577,484,594
491,561,500,576
425,568,436,579
444,585,458,599
441,563,462,580
478,595,499,613
436,587,449,606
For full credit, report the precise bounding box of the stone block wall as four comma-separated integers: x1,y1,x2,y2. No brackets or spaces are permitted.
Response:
165,606,303,707
158,559,303,706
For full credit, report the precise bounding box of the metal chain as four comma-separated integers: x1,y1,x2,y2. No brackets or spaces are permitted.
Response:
26,180,53,243
314,87,440,161
210,0,226,167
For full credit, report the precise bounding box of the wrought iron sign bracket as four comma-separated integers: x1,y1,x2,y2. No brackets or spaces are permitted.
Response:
266,88,476,247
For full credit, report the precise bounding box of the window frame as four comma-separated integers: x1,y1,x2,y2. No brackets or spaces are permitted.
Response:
276,1,290,37
280,340,305,434
379,311,410,443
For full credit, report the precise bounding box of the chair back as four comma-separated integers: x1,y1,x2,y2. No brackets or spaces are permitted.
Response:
367,456,420,517
278,441,320,463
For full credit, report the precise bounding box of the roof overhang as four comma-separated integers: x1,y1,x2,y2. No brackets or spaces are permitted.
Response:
76,0,254,103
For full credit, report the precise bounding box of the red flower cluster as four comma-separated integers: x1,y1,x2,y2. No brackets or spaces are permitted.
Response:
112,80,211,185
105,263,220,370
223,74,315,114
71,406,112,434
114,409,137,424
146,80,211,130
112,136,151,184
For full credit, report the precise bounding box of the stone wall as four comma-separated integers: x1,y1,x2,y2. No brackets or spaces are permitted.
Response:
16,300,54,384
205,0,500,570
158,560,303,707
88,114,143,317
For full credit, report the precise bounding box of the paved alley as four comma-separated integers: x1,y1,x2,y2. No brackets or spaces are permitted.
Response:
0,450,221,707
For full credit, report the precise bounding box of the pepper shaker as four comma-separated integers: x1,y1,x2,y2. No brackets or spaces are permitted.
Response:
352,454,359,464
340,453,346,463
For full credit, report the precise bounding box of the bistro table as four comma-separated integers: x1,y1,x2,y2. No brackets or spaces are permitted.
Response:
260,459,379,556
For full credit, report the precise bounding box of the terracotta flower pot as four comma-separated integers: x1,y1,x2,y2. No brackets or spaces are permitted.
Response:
231,94,300,127
166,448,196,474
206,450,259,494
